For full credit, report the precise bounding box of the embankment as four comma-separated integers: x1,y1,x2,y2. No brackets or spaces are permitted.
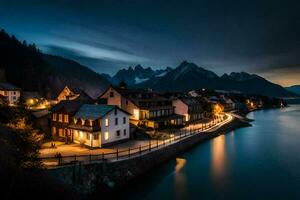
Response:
43,117,250,194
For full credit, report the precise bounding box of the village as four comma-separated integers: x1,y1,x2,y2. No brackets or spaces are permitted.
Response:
0,80,285,167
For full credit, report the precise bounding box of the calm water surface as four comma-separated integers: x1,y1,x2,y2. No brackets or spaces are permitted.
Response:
123,105,300,200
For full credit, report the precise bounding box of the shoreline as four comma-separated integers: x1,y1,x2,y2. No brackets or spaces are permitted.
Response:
43,113,252,195
112,116,251,191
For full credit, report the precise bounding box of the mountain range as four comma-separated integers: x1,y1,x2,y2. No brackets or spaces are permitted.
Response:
101,65,172,85
0,29,109,99
108,61,296,97
0,29,297,98
286,85,300,95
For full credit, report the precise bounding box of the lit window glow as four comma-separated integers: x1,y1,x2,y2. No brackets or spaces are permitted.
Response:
133,109,140,120
104,131,109,140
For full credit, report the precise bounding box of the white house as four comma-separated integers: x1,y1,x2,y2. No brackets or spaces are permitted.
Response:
68,104,130,148
0,82,21,106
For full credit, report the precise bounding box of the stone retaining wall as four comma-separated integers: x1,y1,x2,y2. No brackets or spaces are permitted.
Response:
44,118,250,194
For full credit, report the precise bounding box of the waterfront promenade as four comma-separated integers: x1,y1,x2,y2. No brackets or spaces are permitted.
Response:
40,113,233,167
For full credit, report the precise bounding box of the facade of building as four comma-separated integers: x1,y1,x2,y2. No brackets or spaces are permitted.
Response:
56,86,93,103
173,97,205,123
51,100,84,142
0,82,21,106
68,104,130,147
99,85,184,129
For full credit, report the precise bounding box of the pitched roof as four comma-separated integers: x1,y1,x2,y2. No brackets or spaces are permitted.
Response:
0,82,20,90
56,85,94,100
51,100,84,115
74,104,117,120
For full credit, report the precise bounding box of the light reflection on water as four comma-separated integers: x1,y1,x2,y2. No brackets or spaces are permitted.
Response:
174,158,187,200
122,105,300,200
211,134,226,183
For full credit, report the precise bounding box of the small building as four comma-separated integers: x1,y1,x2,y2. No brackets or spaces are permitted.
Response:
51,100,84,142
68,104,130,147
173,97,205,123
99,85,184,129
0,82,21,106
56,86,93,103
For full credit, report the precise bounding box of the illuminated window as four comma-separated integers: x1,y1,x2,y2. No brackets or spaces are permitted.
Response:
105,118,109,126
104,131,109,140
64,115,69,123
86,133,90,140
58,114,63,122
52,114,57,121
133,109,139,120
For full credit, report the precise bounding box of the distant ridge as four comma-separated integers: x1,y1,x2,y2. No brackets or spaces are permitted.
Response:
0,29,109,99
134,61,296,97
100,65,172,85
286,85,300,95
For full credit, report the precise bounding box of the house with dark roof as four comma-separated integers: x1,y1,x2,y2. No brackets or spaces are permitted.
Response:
0,82,21,106
69,104,130,147
51,99,85,141
173,97,206,123
56,86,93,103
99,84,184,129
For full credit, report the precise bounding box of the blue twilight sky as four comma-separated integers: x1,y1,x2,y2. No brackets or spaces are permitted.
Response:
0,0,299,86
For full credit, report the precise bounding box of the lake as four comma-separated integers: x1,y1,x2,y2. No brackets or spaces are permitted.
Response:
123,105,300,200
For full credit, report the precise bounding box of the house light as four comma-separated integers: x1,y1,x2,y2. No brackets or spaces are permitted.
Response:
184,114,189,121
80,131,83,139
105,118,109,126
29,99,34,105
104,131,109,140
133,109,140,120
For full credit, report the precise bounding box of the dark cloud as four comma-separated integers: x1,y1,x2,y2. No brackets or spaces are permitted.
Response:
0,0,299,84
43,45,133,74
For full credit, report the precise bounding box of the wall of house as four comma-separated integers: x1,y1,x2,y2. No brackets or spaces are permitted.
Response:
121,96,138,117
101,87,139,122
100,108,130,146
51,110,70,139
173,99,188,121
73,130,101,148
101,87,122,108
0,90,20,105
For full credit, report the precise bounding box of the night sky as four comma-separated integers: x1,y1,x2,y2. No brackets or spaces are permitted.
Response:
0,0,299,86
